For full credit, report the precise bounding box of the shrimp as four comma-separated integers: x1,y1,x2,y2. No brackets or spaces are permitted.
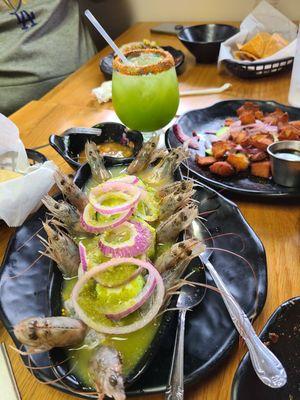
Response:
42,195,87,236
159,189,195,220
157,238,206,291
141,147,189,186
89,346,125,400
149,148,169,164
156,203,198,244
85,141,111,183
40,221,80,277
157,180,194,198
13,317,87,354
127,134,159,174
54,170,88,213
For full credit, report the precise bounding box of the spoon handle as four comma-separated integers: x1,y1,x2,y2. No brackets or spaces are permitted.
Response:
204,260,287,389
165,309,186,400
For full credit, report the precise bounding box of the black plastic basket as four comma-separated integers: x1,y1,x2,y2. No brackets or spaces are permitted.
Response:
224,56,294,79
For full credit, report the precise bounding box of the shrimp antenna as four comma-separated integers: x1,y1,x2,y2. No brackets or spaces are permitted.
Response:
16,224,44,252
205,246,259,316
3,254,44,281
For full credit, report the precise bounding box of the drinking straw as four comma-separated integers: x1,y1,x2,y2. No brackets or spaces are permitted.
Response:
85,9,129,65
180,83,232,96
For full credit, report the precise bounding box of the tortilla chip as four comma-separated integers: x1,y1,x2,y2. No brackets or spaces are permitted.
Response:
0,169,22,183
263,33,289,57
234,50,258,61
236,43,243,50
272,33,289,47
240,32,271,59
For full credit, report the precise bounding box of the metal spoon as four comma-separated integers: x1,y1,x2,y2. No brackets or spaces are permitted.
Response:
197,221,287,389
63,127,103,135
165,226,210,400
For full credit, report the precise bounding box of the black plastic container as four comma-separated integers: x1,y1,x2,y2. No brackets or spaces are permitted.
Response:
178,24,239,63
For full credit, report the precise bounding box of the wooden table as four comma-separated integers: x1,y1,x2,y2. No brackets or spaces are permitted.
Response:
1,22,299,400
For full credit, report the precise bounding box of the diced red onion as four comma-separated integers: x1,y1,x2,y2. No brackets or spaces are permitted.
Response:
173,124,199,149
72,257,165,334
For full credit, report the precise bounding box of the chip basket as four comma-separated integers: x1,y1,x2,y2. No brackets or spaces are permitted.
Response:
224,56,294,79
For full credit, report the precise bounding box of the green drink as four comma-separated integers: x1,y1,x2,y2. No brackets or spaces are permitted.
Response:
112,48,179,132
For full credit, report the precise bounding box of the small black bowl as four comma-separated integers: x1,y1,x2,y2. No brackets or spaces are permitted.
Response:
49,122,144,169
99,45,185,79
232,297,300,400
26,148,48,165
178,24,239,63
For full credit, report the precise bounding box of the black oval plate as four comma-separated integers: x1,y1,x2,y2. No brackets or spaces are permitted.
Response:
100,46,185,79
167,100,300,198
0,163,267,398
231,297,300,400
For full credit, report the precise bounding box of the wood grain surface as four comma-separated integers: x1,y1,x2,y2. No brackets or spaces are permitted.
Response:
0,21,299,400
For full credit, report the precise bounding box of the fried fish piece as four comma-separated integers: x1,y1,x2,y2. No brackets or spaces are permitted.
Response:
227,153,250,172
237,102,260,116
212,141,234,159
209,161,235,177
251,161,271,179
278,124,300,141
250,133,274,151
195,155,217,167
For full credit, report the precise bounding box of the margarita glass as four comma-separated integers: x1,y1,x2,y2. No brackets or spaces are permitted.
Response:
112,48,179,132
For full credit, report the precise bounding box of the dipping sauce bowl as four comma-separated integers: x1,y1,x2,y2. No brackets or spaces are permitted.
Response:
267,140,300,187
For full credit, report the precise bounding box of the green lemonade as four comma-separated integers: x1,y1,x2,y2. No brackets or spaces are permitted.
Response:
112,52,179,132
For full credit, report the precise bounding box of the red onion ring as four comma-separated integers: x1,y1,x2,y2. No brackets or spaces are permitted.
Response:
89,181,141,215
109,175,139,185
81,204,133,233
72,258,165,334
173,124,199,149
79,242,88,272
98,220,151,257
106,272,156,321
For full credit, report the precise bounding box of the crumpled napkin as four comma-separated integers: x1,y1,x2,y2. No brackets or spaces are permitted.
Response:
0,113,57,226
218,0,298,67
92,81,112,103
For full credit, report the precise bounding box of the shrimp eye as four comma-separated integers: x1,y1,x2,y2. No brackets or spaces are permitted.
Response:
109,375,118,387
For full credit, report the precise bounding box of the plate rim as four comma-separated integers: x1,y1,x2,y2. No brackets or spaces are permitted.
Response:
0,163,268,398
